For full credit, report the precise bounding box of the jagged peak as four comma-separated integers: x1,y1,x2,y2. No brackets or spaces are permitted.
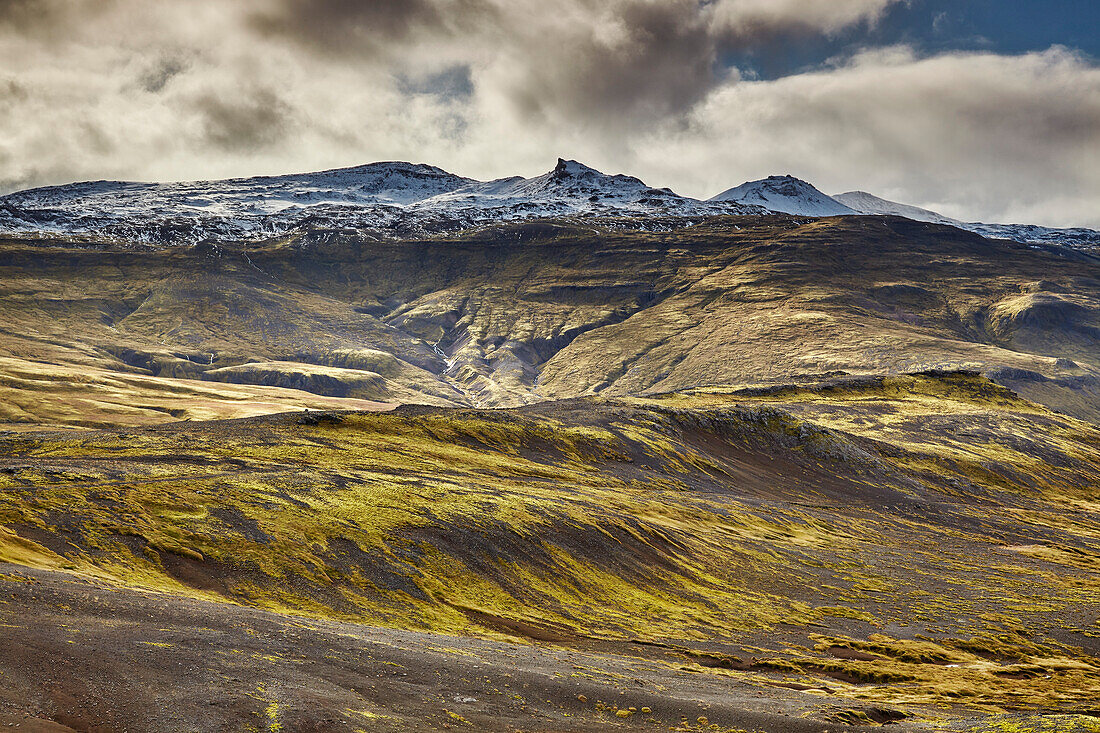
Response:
757,174,819,189
550,158,602,178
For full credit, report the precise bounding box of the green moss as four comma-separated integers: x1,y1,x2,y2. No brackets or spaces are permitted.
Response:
2,396,1099,715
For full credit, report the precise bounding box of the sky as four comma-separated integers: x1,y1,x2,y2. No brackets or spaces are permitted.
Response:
0,0,1098,227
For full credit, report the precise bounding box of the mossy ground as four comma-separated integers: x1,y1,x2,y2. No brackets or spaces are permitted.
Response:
1,373,1099,724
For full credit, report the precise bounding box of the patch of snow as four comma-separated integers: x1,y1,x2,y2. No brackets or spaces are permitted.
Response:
834,190,1100,250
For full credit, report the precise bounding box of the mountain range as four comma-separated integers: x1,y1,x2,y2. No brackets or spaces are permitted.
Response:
2,158,1097,249
2,157,1100,731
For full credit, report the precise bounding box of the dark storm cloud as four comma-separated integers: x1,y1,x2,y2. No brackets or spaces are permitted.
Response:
140,56,188,94
0,0,902,134
500,0,720,124
242,0,900,124
0,78,27,103
0,0,116,38
0,0,51,26
193,87,294,153
247,0,496,56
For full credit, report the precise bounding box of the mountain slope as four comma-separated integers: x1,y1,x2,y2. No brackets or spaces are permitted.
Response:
3,198,1100,732
2,215,1098,427
710,175,857,216
833,190,960,225
3,378,1100,730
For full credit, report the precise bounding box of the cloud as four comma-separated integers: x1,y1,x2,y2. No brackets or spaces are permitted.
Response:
0,1,1096,228
651,46,1100,227
709,0,898,37
192,87,294,153
245,0,903,125
247,0,495,58
139,55,189,94
484,0,721,126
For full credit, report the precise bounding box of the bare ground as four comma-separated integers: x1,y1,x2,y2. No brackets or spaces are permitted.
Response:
0,563,938,733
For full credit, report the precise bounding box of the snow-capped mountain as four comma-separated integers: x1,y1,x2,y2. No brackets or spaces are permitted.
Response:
3,161,472,218
960,222,1100,250
0,162,480,242
709,175,857,217
418,159,690,216
0,159,765,243
1,159,1096,251
832,191,960,226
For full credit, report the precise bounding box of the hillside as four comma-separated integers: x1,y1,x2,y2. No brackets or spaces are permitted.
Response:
3,376,1100,730
2,215,1098,425
1,215,1100,731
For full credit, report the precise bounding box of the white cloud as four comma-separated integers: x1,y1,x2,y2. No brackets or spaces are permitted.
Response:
708,0,899,36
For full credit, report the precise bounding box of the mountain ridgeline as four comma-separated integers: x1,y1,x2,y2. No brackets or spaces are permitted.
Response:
2,158,1098,248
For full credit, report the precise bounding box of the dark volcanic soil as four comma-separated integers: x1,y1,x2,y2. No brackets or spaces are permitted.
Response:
0,564,934,733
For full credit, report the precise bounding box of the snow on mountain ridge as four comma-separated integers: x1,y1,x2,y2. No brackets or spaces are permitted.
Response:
831,190,1100,249
1,160,1096,251
2,161,473,214
709,175,858,217
0,158,765,242
415,159,687,216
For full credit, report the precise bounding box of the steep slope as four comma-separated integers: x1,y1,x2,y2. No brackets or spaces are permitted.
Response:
710,175,857,216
